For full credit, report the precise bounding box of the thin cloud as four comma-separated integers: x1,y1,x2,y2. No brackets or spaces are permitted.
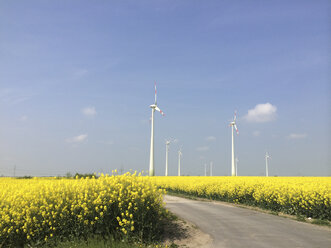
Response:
288,133,307,139
252,131,261,137
19,115,28,122
205,136,216,141
66,134,88,143
196,146,209,152
99,141,114,145
244,103,277,123
0,88,33,105
82,106,97,117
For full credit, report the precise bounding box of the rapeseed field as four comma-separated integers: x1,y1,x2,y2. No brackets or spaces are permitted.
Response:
151,176,330,220
2,174,329,247
0,172,165,247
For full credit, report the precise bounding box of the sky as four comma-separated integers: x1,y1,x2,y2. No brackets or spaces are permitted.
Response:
0,0,330,177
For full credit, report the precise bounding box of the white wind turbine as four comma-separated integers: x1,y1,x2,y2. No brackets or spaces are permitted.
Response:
149,82,165,176
210,161,213,176
204,163,207,176
178,147,182,176
229,111,239,176
265,152,271,177
165,140,171,176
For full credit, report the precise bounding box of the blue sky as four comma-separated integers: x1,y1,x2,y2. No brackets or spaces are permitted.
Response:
0,0,330,176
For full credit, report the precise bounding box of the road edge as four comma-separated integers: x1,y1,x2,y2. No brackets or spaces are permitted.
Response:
165,192,331,231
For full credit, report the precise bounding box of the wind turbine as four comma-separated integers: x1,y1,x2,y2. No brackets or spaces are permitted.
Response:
210,161,213,176
178,147,182,176
149,82,165,176
229,111,239,176
204,163,207,176
165,140,171,176
235,157,239,176
265,152,271,177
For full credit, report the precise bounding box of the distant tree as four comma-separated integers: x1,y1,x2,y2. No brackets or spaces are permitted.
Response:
17,176,33,179
74,172,97,179
65,172,72,178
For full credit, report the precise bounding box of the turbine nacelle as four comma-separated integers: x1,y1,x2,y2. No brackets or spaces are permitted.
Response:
178,146,183,157
150,83,165,116
229,122,238,134
229,111,239,134
150,104,165,115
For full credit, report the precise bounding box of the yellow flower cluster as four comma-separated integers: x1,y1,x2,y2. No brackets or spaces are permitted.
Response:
0,172,165,247
150,176,331,220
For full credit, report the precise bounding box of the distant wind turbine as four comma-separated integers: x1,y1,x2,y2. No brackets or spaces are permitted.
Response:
265,152,271,177
165,140,171,176
204,163,207,176
229,111,239,176
178,147,182,176
210,161,213,176
149,82,165,176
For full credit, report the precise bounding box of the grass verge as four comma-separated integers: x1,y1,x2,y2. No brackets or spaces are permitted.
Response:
32,210,180,248
37,236,141,248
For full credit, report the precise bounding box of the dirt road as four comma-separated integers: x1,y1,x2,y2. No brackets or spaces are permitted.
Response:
164,195,331,248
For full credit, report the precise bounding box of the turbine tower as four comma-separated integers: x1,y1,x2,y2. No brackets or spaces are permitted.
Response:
265,152,271,177
149,82,165,176
204,163,207,176
165,140,170,176
229,111,239,176
210,161,213,176
178,148,182,176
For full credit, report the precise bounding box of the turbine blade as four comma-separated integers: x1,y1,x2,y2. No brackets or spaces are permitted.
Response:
234,124,239,134
154,81,157,104
155,106,165,116
234,111,237,121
